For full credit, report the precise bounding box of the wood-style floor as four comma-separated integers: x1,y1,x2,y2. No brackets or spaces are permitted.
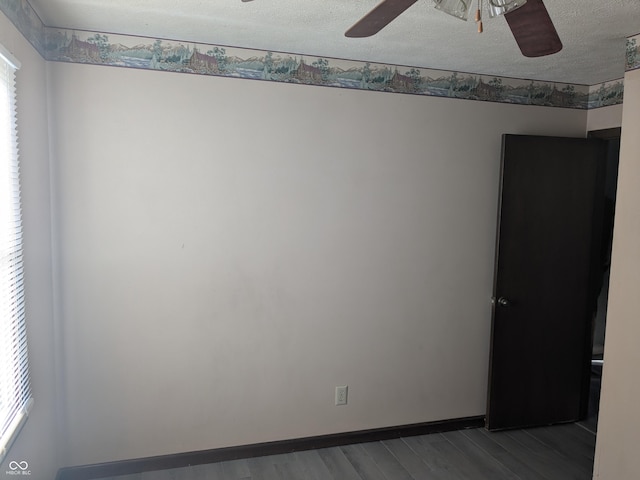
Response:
96,422,596,480
96,370,601,480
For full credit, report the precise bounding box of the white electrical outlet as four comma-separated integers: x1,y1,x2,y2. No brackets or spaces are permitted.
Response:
335,385,348,406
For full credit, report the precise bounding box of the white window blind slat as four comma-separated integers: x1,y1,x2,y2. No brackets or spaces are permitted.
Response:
0,43,32,464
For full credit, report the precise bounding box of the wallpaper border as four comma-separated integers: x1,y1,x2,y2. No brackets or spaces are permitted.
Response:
627,34,640,72
0,0,45,55
44,27,597,109
0,0,627,110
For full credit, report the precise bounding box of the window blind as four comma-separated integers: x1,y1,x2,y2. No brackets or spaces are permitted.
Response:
0,44,32,464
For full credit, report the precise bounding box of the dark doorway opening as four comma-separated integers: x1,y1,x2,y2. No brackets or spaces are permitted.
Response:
581,127,621,434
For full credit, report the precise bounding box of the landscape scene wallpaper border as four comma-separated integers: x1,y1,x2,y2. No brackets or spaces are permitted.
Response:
45,28,597,109
0,0,45,54
0,0,627,109
627,33,640,72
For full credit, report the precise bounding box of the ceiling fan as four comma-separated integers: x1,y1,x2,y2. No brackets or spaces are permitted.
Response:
345,0,562,58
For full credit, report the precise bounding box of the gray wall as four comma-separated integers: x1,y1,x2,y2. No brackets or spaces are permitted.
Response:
47,61,589,466
593,68,640,479
0,12,59,480
587,104,623,132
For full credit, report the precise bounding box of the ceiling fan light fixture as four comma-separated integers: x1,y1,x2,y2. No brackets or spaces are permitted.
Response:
433,0,471,21
487,0,527,18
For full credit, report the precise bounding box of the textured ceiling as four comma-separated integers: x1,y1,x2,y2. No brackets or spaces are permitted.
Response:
28,0,640,85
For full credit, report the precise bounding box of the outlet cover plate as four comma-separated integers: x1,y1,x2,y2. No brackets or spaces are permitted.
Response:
335,385,348,406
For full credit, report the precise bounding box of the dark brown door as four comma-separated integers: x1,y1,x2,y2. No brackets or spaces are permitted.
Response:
486,134,606,431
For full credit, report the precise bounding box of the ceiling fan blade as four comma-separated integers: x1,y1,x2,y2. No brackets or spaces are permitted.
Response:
504,0,562,57
345,0,418,38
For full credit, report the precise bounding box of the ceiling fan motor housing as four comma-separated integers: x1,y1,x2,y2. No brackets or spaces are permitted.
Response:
487,0,527,18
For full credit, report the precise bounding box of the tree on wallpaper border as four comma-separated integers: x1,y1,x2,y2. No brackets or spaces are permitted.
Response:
627,38,638,70
87,33,110,61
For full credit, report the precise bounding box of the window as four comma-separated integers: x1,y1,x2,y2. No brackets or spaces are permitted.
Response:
0,43,32,463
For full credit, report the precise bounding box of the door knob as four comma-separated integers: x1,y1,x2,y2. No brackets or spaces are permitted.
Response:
497,297,510,307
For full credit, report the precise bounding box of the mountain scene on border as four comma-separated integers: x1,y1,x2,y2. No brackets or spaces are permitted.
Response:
43,29,598,109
